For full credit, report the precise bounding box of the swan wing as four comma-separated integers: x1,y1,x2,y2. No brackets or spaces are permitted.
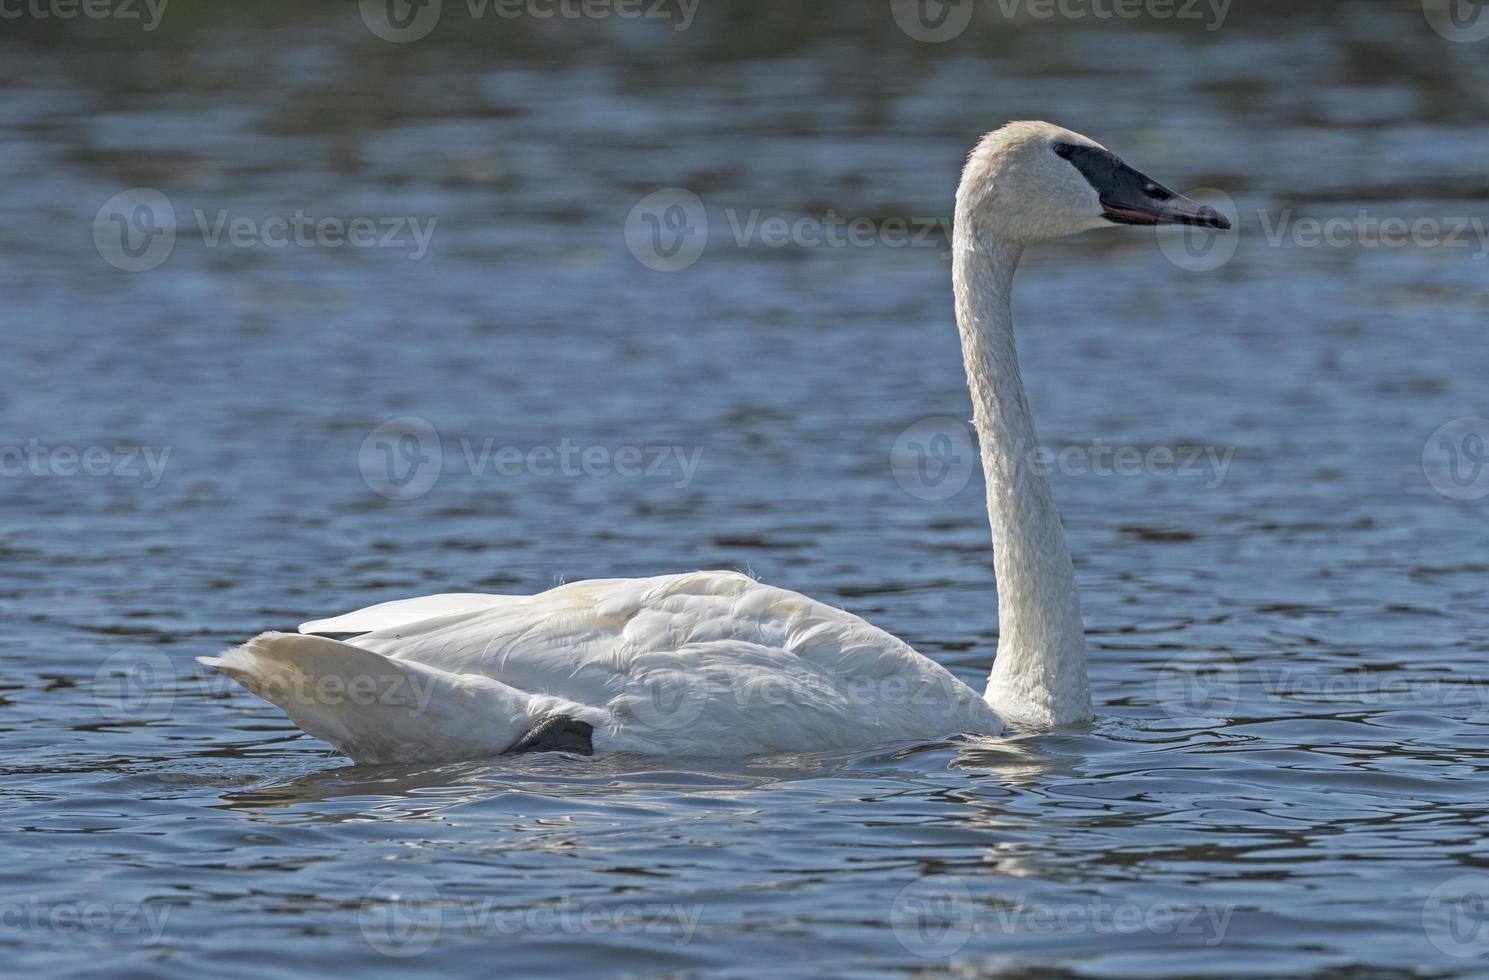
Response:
342,570,1002,755
299,593,526,635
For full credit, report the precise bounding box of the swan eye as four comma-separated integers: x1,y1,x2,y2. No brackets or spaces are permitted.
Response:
1053,143,1074,159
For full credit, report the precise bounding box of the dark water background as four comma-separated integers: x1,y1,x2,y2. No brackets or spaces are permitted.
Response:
4,0,1489,975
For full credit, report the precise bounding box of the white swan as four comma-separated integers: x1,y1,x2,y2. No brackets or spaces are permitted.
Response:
201,122,1228,764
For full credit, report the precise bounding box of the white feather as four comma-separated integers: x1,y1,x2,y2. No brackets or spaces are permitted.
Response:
197,121,1198,762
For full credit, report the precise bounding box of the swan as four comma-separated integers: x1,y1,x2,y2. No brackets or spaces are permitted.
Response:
201,121,1229,764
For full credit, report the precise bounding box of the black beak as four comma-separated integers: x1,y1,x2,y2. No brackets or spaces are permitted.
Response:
1059,142,1231,231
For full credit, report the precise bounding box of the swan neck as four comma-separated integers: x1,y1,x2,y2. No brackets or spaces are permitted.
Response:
953,229,1092,728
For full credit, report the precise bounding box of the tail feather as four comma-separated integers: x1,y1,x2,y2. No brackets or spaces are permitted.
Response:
199,633,565,764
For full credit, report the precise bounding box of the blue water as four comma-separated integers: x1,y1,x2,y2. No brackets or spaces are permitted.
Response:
5,2,1489,976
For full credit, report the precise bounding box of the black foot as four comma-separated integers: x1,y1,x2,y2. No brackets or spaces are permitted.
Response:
505,715,595,756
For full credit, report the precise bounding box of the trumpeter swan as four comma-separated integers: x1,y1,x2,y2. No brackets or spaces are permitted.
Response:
201,122,1229,763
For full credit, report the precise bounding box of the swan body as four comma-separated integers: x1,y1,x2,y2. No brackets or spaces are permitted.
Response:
202,121,1228,763
204,572,1002,764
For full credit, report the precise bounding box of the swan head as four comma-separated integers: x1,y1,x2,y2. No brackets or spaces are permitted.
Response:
957,120,1231,244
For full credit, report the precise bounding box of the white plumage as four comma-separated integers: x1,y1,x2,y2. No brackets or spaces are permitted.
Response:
203,121,1224,762
203,572,1001,764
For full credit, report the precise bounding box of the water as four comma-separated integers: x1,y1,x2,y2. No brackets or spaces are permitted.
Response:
4,1,1489,975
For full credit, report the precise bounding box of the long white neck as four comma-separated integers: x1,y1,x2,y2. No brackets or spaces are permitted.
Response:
952,224,1093,728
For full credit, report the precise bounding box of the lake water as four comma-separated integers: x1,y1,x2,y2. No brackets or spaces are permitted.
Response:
5,1,1489,975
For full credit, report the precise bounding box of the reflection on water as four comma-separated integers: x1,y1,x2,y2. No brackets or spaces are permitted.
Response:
4,1,1489,976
